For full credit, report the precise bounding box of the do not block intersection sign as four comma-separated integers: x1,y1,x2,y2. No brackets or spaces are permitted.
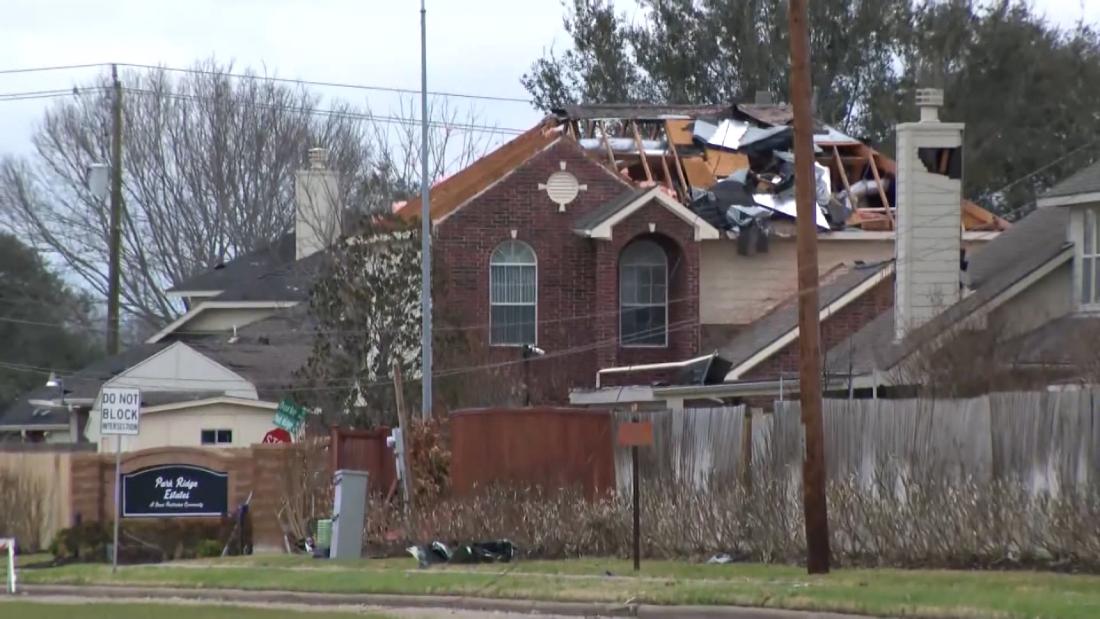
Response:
100,387,141,436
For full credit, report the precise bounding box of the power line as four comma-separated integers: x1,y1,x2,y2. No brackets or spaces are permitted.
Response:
0,61,534,105
120,86,527,135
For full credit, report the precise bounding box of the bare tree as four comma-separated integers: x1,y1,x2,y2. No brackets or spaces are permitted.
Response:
0,59,497,329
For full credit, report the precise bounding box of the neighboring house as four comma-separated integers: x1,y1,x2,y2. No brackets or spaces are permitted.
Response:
0,150,332,446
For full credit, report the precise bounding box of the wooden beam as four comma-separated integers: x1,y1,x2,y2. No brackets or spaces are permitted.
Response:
599,120,617,168
938,148,951,174
659,154,676,194
867,153,894,227
630,121,654,182
832,146,854,209
663,121,692,197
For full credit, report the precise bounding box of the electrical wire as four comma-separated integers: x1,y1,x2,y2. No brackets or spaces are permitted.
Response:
0,61,533,105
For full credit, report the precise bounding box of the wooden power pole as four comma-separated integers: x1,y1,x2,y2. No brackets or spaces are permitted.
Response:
787,0,831,574
106,64,124,355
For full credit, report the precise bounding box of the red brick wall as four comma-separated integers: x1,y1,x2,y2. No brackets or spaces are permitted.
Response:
745,274,895,380
433,140,700,403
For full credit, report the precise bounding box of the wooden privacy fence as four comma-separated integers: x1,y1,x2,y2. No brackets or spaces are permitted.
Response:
328,427,396,496
449,407,615,498
612,390,1100,496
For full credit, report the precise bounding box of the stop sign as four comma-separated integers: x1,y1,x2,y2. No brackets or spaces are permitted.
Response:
262,428,292,444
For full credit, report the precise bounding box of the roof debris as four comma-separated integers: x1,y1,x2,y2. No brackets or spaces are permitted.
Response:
553,103,1010,242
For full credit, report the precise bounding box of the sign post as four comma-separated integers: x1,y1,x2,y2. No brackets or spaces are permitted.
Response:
616,417,653,572
99,387,140,574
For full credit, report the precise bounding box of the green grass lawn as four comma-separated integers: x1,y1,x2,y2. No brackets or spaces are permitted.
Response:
0,601,389,618
18,555,1100,619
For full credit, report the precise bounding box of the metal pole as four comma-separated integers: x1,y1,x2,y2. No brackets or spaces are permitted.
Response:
107,64,124,355
418,0,433,420
112,435,121,573
632,442,640,572
787,0,831,575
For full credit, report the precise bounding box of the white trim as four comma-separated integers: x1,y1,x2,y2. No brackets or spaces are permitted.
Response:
582,187,721,241
0,423,69,431
165,289,222,299
146,300,298,343
816,230,1001,242
488,239,538,347
1037,191,1100,209
141,396,278,415
434,133,634,227
595,353,715,388
725,263,896,381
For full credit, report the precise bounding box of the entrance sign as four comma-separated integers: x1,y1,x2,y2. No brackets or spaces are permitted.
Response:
122,464,229,517
274,399,307,433
100,387,141,435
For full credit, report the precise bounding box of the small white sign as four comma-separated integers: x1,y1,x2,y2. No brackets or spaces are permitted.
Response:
100,387,141,436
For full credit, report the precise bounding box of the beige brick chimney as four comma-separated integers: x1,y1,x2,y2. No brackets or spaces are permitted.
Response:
294,148,340,260
894,89,965,340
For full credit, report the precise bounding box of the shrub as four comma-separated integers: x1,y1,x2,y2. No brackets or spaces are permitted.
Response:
197,539,222,558
0,468,47,551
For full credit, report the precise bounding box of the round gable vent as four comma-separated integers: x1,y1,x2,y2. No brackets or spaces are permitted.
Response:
545,171,580,208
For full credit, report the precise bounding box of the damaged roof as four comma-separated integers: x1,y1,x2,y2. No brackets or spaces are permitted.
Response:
396,120,564,223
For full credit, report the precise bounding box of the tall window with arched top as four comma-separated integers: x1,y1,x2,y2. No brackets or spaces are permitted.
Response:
489,240,537,345
620,239,668,347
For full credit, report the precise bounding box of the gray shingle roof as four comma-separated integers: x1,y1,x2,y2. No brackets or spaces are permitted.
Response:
189,305,315,401
825,205,1073,376
572,188,648,233
207,250,327,303
1042,160,1100,200
718,261,892,372
168,233,296,294
0,343,170,430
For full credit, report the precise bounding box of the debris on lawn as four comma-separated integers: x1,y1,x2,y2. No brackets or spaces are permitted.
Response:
407,539,517,568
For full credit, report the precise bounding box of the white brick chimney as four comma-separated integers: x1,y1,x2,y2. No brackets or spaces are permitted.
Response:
894,89,964,340
294,148,340,260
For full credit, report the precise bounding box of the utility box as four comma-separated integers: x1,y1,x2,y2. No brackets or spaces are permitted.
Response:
330,469,369,560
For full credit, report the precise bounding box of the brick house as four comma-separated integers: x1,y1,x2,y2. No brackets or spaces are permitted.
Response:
397,122,718,404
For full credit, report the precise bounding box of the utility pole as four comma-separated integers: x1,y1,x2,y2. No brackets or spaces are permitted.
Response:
419,0,433,420
787,0,831,574
106,64,124,356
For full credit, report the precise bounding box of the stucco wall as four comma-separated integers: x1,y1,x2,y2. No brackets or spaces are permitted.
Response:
701,236,994,328
98,402,277,453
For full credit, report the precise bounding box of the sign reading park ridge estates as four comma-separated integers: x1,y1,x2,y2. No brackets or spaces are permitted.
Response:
121,464,229,518
100,387,141,436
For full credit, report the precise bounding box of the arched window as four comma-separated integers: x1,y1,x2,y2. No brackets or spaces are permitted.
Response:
620,239,668,346
489,240,537,345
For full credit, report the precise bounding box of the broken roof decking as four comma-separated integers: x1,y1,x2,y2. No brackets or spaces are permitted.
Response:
555,102,1010,234
825,205,1072,377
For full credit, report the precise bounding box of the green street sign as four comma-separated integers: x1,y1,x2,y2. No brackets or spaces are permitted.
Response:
274,399,307,433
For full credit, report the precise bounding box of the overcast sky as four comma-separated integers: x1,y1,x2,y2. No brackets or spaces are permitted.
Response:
1,0,1098,158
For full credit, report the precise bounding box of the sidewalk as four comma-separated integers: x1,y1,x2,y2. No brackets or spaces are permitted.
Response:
20,584,870,619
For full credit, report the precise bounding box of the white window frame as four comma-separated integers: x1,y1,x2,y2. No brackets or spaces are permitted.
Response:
1077,207,1100,310
489,240,538,347
619,239,669,348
